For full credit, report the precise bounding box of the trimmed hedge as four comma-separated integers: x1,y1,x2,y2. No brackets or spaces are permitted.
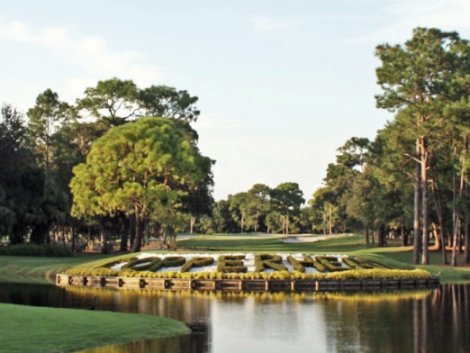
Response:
180,257,215,273
63,268,434,281
254,254,287,272
121,257,162,271
65,267,120,276
287,255,316,272
316,256,348,272
217,255,247,273
162,256,186,267
0,244,73,257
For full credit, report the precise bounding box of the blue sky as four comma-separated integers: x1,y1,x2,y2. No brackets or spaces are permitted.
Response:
1,0,470,201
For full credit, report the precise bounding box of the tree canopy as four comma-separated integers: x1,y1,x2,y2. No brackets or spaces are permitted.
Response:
70,117,213,252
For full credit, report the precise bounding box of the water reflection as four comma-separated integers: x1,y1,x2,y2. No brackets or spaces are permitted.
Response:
1,284,469,353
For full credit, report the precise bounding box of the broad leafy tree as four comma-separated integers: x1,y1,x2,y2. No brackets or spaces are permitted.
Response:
70,117,213,252
270,182,304,235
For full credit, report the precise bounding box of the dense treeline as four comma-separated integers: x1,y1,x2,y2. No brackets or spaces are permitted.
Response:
2,28,470,267
309,28,470,266
0,78,213,252
198,182,306,235
207,28,470,267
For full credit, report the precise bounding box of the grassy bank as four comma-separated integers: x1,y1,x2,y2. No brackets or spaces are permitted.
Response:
0,303,190,353
176,233,470,283
1,233,470,284
0,253,118,284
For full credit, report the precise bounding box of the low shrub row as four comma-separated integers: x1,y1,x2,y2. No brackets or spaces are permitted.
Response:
287,255,317,272
217,255,247,273
64,268,433,281
65,267,120,276
0,244,73,257
254,254,288,272
316,256,348,272
181,257,215,272
122,257,163,271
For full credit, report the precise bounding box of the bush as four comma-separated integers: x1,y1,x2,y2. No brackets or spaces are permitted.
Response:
287,256,305,272
316,256,348,272
0,244,73,257
217,255,247,273
121,257,162,271
162,256,186,267
254,254,287,272
180,257,215,273
65,267,119,276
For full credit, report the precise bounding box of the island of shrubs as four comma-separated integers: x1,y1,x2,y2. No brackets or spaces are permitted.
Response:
65,253,434,281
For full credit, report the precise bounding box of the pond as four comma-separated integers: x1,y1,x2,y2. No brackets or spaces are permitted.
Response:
0,283,469,353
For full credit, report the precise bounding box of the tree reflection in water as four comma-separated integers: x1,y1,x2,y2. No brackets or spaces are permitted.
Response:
0,284,469,353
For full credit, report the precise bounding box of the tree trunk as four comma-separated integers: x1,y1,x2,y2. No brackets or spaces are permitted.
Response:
190,216,196,234
130,206,144,253
71,226,76,253
99,219,106,252
464,215,469,264
413,159,421,265
420,137,429,265
329,204,333,235
119,215,130,252
401,226,407,247
286,212,290,235
129,214,136,250
430,161,448,264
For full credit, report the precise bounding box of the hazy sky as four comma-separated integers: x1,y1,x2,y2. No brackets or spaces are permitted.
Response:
1,0,470,201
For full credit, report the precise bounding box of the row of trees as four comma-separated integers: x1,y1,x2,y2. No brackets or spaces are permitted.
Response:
198,182,306,235
0,78,212,252
309,28,470,266
3,27,470,267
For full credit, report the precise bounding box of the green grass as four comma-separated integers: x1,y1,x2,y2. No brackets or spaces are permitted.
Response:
2,233,470,284
178,233,470,283
0,253,123,284
0,303,190,353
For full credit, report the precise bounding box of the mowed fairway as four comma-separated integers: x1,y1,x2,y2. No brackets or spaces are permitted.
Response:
0,303,190,353
176,233,470,283
177,233,365,253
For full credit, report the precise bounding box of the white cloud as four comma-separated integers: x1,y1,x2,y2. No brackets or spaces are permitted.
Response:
388,0,470,36
250,16,302,33
0,20,163,92
352,0,470,44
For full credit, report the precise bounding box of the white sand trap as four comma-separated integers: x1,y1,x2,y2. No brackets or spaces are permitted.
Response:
283,233,354,243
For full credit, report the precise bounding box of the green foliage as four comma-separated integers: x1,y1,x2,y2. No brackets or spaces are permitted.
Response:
162,256,186,267
316,256,348,272
254,254,287,272
65,267,120,276
287,255,304,272
287,255,316,272
0,244,72,257
64,267,432,281
217,255,247,273
180,256,215,272
121,257,162,271
70,117,213,252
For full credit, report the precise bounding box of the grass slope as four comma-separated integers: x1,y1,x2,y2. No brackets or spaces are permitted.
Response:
0,303,190,353
1,233,470,284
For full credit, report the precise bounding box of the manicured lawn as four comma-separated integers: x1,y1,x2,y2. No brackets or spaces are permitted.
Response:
0,253,116,284
0,303,190,353
2,233,470,284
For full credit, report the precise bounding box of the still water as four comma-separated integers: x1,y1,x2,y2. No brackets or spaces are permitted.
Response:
0,283,469,353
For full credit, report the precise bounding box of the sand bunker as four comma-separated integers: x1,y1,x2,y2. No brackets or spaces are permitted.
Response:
283,234,353,243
